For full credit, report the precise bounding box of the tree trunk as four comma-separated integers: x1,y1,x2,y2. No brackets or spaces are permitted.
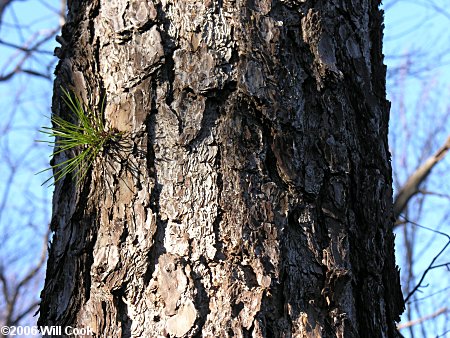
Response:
39,1,404,337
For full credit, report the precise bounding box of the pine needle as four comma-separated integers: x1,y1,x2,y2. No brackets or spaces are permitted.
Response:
36,87,122,186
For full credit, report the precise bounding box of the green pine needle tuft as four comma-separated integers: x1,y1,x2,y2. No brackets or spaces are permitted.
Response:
37,87,123,186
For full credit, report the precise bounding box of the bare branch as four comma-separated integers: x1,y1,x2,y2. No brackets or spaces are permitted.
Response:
393,136,450,222
397,307,448,330
0,230,48,327
21,68,51,80
0,38,53,54
408,286,450,303
401,216,450,303
9,301,40,326
0,0,14,26
16,229,48,292
418,189,450,200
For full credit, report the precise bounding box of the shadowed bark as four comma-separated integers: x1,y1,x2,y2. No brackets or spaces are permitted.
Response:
39,1,404,337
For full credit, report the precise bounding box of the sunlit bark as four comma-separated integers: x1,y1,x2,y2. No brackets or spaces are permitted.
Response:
39,1,404,337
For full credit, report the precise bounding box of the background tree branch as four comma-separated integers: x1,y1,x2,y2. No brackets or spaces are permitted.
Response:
393,135,450,223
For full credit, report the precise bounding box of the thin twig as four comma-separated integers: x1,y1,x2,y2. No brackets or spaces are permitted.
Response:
400,216,450,303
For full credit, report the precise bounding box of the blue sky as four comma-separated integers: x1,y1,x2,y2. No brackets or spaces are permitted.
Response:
0,1,58,330
384,1,450,336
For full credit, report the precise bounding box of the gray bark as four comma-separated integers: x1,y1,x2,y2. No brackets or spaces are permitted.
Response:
39,1,404,337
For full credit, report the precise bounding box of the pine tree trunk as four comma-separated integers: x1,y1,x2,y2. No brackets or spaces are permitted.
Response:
39,1,404,337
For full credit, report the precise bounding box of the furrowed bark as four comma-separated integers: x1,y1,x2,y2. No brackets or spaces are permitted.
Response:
39,1,404,337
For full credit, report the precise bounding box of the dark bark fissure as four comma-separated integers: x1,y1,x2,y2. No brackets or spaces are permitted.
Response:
190,260,211,336
184,82,237,150
212,146,225,262
112,286,132,338
142,104,166,287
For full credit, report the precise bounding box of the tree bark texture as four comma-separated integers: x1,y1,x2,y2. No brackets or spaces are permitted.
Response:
39,0,404,337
